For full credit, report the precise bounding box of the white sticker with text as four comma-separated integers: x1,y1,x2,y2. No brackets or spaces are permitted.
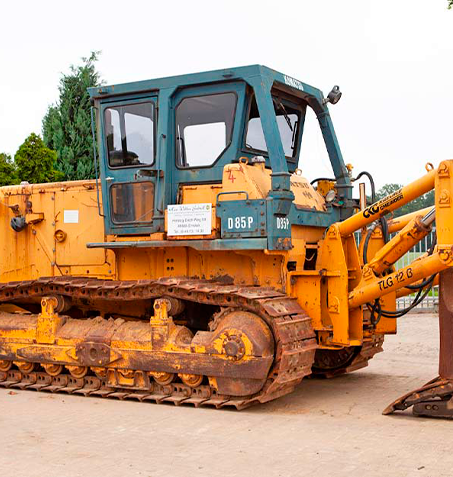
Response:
284,75,304,91
167,203,212,236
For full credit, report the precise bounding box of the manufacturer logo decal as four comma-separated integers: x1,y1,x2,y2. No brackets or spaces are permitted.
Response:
363,189,404,219
284,75,304,92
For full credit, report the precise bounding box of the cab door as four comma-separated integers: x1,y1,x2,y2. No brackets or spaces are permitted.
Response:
99,96,158,235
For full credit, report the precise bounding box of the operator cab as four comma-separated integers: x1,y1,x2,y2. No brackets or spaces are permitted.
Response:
90,65,352,245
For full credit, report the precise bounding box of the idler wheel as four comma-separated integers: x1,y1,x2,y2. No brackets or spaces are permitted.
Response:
179,373,203,388
43,363,63,377
66,365,88,379
0,360,12,372
206,310,274,396
151,371,175,385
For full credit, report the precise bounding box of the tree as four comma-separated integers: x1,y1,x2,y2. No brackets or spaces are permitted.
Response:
0,153,18,186
449,0,453,9
15,133,64,184
42,52,102,180
375,183,434,218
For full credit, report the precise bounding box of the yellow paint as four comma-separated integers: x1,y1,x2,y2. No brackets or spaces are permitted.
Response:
387,206,433,234
366,215,432,275
0,180,114,281
221,161,326,210
338,169,436,237
0,159,452,363
349,251,450,308
316,180,336,198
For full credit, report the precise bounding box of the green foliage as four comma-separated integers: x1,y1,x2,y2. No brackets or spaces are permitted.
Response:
42,52,102,180
449,0,453,9
375,183,434,218
14,133,64,184
0,153,18,186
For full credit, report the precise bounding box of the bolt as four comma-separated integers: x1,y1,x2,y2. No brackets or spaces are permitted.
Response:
224,341,239,357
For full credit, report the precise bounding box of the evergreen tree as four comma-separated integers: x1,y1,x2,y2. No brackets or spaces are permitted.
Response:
0,153,18,186
15,133,64,184
42,52,102,180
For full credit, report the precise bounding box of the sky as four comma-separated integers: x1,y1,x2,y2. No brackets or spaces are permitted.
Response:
1,0,452,190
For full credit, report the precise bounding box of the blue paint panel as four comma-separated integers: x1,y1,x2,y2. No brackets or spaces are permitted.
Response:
90,65,353,238
216,199,267,238
97,96,159,235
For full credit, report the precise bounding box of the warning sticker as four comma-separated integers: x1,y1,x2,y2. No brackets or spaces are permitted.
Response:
167,203,212,236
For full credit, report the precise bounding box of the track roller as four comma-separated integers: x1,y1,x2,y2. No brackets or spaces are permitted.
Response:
0,360,12,372
43,363,63,376
14,361,35,373
66,365,88,379
179,374,203,388
151,372,175,385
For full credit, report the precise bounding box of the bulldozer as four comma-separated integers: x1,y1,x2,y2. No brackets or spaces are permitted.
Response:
0,65,451,416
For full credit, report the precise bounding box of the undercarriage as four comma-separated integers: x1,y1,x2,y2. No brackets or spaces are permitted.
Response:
0,277,383,408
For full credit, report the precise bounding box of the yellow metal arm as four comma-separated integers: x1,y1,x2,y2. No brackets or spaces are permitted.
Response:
349,248,451,308
395,274,439,299
366,209,434,275
312,161,453,347
386,206,434,234
338,169,435,237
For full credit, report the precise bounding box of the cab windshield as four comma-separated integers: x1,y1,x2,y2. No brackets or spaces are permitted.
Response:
245,95,300,159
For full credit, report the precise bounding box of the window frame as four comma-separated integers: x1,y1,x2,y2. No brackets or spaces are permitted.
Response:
104,100,157,170
109,179,155,225
174,91,238,170
242,92,304,166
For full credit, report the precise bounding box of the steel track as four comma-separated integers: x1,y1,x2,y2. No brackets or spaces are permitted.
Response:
0,276,383,408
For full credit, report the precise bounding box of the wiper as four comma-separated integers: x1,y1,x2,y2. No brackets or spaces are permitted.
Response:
274,99,293,132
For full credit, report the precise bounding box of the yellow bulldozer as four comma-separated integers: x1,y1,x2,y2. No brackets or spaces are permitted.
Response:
0,65,451,417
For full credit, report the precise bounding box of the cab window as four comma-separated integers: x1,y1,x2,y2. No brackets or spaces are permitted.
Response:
104,102,155,168
175,93,237,168
245,96,300,159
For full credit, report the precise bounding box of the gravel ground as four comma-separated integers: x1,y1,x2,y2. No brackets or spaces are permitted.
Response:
0,313,451,477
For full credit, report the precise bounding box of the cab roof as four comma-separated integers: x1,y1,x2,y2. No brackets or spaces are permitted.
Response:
88,64,325,104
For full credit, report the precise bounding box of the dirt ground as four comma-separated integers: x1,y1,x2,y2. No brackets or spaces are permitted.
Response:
0,312,451,477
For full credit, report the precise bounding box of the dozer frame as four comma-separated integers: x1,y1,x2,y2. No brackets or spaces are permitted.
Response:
0,65,451,415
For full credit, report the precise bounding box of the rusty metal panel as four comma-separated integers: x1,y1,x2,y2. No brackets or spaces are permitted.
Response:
439,268,453,379
260,297,302,317
276,316,315,344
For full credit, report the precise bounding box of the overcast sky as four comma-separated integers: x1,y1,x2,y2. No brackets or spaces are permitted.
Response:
1,0,452,190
